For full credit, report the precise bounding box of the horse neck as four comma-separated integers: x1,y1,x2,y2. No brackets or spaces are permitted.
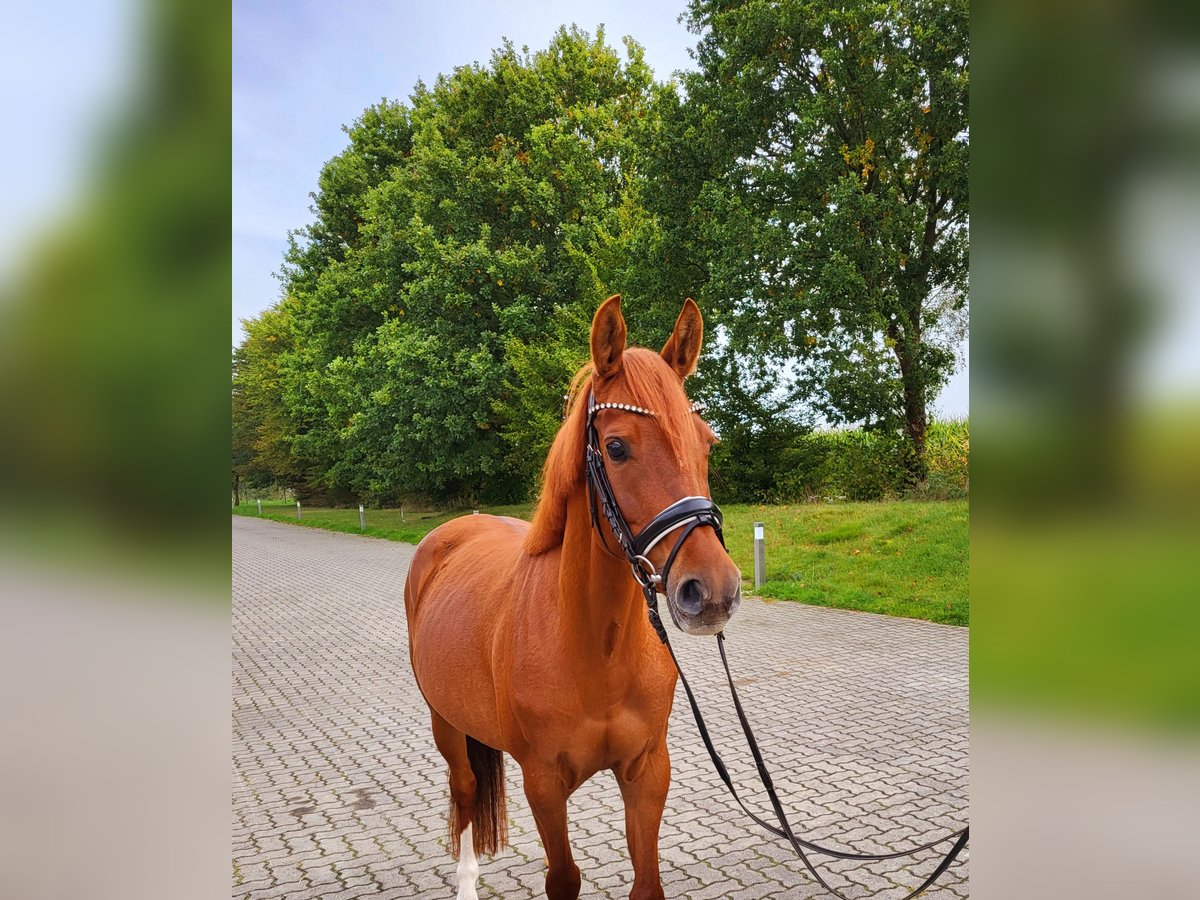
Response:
554,488,648,659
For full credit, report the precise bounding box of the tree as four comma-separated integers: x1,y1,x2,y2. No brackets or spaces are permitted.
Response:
680,0,968,482
232,303,304,492
241,27,675,502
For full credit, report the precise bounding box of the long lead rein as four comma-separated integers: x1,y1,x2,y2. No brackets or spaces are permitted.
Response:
656,597,970,900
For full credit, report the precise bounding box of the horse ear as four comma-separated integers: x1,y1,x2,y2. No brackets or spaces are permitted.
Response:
661,298,704,378
591,294,626,378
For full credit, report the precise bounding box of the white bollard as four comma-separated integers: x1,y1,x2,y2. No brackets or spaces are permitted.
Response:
296,500,302,521
257,499,262,515
473,509,479,515
753,521,766,590
359,504,366,531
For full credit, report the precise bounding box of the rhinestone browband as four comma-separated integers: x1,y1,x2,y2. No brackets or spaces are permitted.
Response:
589,400,708,417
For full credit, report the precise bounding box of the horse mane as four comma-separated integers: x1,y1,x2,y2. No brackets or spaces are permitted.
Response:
524,348,698,556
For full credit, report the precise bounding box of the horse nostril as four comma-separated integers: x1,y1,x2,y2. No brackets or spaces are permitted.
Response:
675,577,708,615
725,585,742,615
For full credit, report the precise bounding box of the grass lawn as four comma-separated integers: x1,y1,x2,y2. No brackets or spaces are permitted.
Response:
721,501,967,626
234,498,967,625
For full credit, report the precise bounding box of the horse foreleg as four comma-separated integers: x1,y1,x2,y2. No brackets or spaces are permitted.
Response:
522,765,581,900
615,742,670,900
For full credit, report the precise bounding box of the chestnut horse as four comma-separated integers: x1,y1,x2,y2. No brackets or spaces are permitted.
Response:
404,295,742,900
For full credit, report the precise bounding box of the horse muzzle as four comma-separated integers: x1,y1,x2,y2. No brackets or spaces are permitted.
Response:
665,572,741,636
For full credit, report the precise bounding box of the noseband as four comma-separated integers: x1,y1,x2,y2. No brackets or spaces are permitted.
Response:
583,390,724,643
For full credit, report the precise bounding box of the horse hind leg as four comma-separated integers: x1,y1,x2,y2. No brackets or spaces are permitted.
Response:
430,712,508,900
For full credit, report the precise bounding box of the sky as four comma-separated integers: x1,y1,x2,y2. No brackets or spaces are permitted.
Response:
232,0,969,417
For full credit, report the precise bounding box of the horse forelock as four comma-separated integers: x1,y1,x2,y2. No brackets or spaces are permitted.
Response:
524,348,699,556
609,348,699,468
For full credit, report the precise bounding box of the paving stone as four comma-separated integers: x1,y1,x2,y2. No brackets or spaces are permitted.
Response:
233,517,968,898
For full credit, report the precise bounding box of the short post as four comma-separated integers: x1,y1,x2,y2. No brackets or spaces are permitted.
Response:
257,499,262,515
359,504,366,531
753,521,766,590
296,500,302,521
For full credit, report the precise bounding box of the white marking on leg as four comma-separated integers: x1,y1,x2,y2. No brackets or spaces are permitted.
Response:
456,822,480,900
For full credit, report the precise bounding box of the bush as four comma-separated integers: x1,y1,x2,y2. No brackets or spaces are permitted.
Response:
710,419,812,504
815,430,909,501
919,418,970,499
712,419,969,503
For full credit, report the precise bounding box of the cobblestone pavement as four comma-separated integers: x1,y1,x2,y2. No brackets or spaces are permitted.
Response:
233,517,968,899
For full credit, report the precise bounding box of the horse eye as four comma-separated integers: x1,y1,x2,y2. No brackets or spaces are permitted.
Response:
606,439,628,461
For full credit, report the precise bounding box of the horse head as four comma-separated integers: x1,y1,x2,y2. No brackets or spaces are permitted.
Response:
586,294,742,636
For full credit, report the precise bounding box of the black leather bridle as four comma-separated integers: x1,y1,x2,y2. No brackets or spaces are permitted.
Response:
583,387,969,900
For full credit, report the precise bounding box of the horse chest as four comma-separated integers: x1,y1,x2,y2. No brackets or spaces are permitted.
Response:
510,660,672,773
529,704,661,788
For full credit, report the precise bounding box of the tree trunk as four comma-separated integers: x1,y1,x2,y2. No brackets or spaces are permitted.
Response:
894,340,929,488
902,378,928,487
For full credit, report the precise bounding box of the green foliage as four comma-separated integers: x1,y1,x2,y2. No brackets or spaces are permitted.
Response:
713,420,969,503
709,417,812,503
234,28,677,502
672,0,969,478
496,303,592,489
921,417,970,499
804,430,909,501
232,12,970,507
233,303,304,489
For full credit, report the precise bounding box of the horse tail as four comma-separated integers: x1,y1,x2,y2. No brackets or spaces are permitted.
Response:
451,736,508,857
